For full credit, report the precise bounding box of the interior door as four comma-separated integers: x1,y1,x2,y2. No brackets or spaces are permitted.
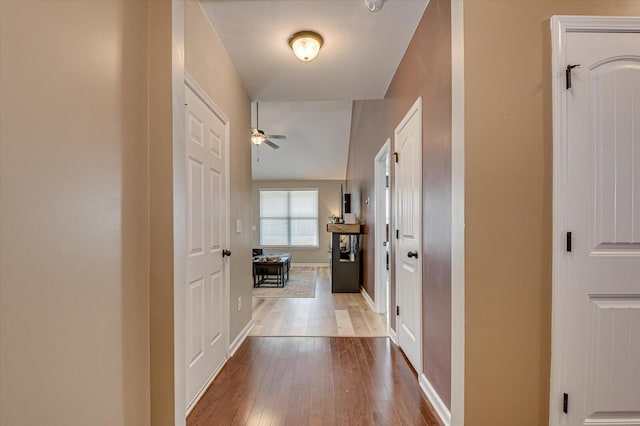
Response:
394,98,422,372
557,22,640,426
185,84,228,408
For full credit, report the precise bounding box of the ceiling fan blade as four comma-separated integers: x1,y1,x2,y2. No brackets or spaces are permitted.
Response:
265,134,287,140
264,139,280,149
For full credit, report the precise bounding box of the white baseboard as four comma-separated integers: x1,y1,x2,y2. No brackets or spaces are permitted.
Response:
229,319,254,357
389,327,398,345
419,373,451,426
360,287,376,311
291,262,329,267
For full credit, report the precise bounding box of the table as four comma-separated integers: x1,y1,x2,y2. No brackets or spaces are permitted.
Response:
252,253,291,287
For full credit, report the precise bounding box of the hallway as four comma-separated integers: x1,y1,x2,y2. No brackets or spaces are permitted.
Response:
187,337,443,425
251,267,387,337
185,268,440,424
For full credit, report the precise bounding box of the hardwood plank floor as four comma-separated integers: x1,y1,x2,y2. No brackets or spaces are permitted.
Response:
187,337,443,426
251,267,387,337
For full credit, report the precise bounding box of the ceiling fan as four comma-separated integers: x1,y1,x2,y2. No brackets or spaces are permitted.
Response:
251,102,287,149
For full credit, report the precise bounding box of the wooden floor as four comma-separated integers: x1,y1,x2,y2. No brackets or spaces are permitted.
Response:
251,267,387,337
187,337,443,426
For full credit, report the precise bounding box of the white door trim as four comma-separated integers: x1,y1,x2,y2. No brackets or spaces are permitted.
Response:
450,1,465,424
394,96,423,374
374,139,390,315
183,71,231,414
549,15,640,426
171,1,186,423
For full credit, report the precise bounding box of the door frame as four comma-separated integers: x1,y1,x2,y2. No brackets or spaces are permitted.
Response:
393,96,423,374
183,71,231,414
374,139,390,316
549,15,640,426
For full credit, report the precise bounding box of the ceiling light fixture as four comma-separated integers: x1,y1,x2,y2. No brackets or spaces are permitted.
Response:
251,128,266,145
288,31,323,62
365,0,385,12
251,102,265,145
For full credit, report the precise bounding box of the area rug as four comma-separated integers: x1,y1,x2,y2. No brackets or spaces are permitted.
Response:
252,269,317,298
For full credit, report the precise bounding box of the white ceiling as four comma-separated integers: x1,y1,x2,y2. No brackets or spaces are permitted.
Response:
200,0,429,180
250,101,352,181
201,0,429,102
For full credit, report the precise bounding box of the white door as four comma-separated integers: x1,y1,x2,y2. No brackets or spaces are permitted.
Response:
552,17,640,426
394,97,422,372
185,83,229,408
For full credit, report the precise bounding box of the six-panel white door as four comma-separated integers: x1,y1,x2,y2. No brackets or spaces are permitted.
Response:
394,97,422,373
558,24,640,426
185,84,228,409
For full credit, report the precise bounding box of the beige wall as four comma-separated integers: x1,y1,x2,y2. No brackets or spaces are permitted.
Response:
464,1,640,424
346,0,452,407
185,0,253,340
251,180,344,264
148,0,181,424
0,1,151,425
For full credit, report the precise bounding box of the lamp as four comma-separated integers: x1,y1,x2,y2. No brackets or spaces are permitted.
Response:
288,31,323,62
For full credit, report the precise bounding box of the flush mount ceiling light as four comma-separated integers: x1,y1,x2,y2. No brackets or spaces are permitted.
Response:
288,31,324,62
364,0,385,12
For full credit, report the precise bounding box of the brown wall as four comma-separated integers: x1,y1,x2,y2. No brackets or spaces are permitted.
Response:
463,1,640,424
1,1,151,424
251,180,344,264
348,99,390,299
185,0,253,340
346,0,452,408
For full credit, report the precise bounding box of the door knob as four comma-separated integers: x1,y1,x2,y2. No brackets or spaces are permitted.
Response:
407,251,418,259
222,249,232,257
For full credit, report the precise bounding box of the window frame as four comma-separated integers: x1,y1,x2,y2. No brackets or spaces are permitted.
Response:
259,188,320,248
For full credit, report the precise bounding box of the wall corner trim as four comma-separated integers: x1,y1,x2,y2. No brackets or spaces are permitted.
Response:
360,287,377,312
419,373,452,426
229,320,254,357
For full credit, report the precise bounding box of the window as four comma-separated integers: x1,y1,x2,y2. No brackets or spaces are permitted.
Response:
260,189,319,247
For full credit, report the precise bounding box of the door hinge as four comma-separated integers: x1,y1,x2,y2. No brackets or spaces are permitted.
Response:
566,64,580,89
396,229,399,239
393,152,399,163
563,393,568,414
396,306,400,316
566,232,572,252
